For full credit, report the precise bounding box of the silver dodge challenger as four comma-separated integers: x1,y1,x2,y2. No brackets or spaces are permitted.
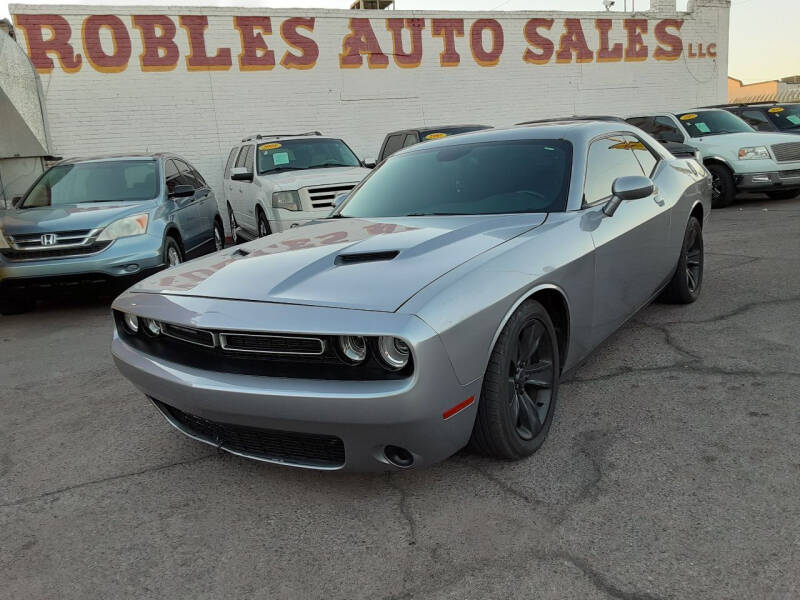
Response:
112,121,711,471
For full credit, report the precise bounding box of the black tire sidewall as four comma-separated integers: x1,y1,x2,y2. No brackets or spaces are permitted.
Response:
214,220,225,251
257,209,271,238
163,237,182,266
228,205,239,244
707,164,735,208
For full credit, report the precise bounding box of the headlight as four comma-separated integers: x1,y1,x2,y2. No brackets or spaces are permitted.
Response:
339,336,367,364
377,336,410,371
97,214,149,241
123,313,139,334
272,191,302,212
738,146,771,160
0,231,9,249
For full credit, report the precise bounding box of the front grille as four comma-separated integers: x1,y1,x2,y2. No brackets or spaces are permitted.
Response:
9,229,94,248
1,241,111,261
157,401,345,468
220,333,325,355
306,184,356,209
771,142,800,163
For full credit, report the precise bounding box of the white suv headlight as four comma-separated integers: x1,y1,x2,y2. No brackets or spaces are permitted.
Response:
738,146,771,160
97,214,149,242
272,191,302,212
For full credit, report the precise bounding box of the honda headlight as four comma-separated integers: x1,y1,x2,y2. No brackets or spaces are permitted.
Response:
272,191,302,212
97,214,149,241
738,146,770,161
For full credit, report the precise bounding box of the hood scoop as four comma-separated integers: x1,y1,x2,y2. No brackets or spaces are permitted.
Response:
335,250,399,265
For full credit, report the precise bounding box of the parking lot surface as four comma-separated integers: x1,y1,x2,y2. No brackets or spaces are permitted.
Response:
2,197,799,600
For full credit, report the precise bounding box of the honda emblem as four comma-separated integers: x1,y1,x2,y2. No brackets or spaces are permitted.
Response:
41,233,57,246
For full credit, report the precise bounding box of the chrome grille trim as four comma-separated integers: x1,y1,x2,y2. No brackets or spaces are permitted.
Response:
771,142,800,163
219,332,326,356
7,228,102,252
304,183,357,209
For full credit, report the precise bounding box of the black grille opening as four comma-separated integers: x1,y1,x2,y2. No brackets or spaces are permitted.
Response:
220,333,324,355
156,400,345,468
336,251,399,265
162,323,215,347
1,242,111,261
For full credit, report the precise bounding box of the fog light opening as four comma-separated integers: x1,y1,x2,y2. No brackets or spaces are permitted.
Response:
384,445,414,468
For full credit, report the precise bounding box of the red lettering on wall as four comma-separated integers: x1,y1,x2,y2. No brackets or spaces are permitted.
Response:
13,14,82,73
556,19,593,64
280,17,318,70
523,18,554,65
339,18,389,69
179,15,232,71
386,18,424,68
233,16,275,71
595,19,623,63
132,15,179,72
706,42,717,58
432,19,464,67
653,19,683,61
82,15,131,73
470,19,504,67
624,19,649,62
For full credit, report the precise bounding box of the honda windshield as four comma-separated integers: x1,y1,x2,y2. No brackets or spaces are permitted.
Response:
338,139,572,218
257,138,361,174
20,160,159,208
677,111,754,137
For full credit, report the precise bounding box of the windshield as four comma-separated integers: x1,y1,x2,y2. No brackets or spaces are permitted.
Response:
339,139,572,218
257,138,361,174
767,105,800,131
677,111,754,137
21,160,158,208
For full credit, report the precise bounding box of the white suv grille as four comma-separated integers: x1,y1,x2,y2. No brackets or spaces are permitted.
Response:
305,184,357,209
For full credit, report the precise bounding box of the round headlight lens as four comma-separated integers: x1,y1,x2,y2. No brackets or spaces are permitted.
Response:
339,335,367,364
123,313,139,334
377,336,410,370
143,319,162,336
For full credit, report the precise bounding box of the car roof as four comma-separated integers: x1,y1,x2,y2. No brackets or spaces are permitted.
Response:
391,120,642,157
517,115,625,125
55,153,168,165
628,108,727,119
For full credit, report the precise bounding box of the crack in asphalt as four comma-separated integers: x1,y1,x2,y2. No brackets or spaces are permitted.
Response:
0,454,217,510
385,474,422,599
655,295,800,327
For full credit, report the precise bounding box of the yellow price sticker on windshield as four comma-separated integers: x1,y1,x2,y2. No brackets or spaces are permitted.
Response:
680,113,698,121
259,143,282,151
425,132,448,140
768,107,785,113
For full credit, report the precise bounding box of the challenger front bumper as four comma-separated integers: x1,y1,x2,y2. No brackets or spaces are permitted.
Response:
111,293,482,472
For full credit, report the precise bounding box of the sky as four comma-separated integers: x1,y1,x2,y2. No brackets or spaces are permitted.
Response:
1,0,797,83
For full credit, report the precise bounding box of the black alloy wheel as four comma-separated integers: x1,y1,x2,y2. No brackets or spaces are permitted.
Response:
707,164,735,209
660,216,704,304
470,300,560,460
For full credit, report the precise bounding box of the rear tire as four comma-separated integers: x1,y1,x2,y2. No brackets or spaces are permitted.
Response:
707,164,735,209
766,189,798,200
257,209,272,238
661,216,704,304
469,300,560,460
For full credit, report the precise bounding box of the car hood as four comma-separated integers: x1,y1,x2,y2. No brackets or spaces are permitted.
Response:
0,201,157,235
131,214,548,312
266,166,371,191
694,131,800,150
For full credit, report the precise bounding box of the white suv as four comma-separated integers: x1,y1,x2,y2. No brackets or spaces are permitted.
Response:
627,109,800,207
223,132,371,240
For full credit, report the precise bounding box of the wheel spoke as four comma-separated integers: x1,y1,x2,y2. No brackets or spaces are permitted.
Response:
687,269,697,291
522,360,553,388
517,391,542,438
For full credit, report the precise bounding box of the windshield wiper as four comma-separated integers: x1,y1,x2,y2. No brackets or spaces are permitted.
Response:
310,162,354,169
403,212,465,216
265,166,305,173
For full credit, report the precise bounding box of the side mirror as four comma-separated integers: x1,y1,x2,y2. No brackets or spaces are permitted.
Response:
230,167,253,182
603,176,654,217
362,158,377,169
11,195,23,208
333,192,349,208
169,184,195,199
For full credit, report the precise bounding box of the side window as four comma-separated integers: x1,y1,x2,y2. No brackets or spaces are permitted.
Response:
243,145,254,173
627,135,659,176
741,110,773,131
234,146,249,168
382,134,405,160
652,117,684,143
402,133,418,148
584,136,646,206
176,160,201,188
627,117,650,130
224,148,237,178
164,160,181,194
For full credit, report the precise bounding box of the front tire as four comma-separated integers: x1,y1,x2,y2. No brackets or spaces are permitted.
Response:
661,216,703,304
213,219,225,252
469,300,560,460
257,209,272,238
228,205,240,245
163,237,183,268
707,164,735,209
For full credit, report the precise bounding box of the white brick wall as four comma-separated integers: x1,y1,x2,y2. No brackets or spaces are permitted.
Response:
9,2,729,216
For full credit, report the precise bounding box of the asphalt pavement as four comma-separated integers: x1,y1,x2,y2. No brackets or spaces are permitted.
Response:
1,196,798,600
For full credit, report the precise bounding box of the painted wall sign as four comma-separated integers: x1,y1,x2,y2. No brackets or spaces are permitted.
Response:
12,14,718,75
